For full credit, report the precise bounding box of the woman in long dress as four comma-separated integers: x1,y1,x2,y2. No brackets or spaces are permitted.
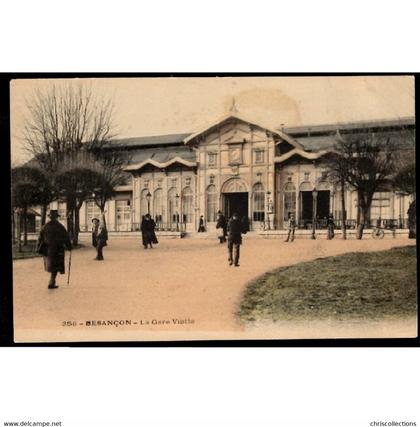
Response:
141,214,158,249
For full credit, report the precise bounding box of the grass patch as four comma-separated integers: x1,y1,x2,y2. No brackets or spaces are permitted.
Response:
239,246,417,322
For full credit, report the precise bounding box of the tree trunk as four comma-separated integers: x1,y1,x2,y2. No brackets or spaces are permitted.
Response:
408,199,416,239
66,197,75,242
41,203,47,226
356,198,361,227
100,208,107,229
72,207,80,246
340,179,347,240
357,206,369,240
23,207,28,246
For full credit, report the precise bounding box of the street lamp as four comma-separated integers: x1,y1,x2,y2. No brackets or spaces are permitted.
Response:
175,193,180,231
146,191,152,215
311,187,318,240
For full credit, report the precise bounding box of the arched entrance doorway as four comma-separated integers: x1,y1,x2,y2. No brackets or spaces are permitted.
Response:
221,178,248,219
299,181,331,226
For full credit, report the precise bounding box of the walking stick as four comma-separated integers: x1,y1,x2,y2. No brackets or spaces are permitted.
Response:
67,250,72,286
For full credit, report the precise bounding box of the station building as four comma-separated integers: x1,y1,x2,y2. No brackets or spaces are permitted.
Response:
44,113,414,234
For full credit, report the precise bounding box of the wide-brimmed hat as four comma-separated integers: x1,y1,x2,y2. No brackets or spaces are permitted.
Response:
92,217,99,223
48,210,60,219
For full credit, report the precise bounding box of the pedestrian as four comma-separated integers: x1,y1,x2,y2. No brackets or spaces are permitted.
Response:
93,214,108,260
227,212,243,267
36,209,72,289
198,215,206,232
141,213,158,249
92,218,99,248
327,213,335,240
284,213,296,242
216,210,227,243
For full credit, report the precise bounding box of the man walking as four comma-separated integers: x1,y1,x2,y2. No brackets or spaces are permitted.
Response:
216,210,227,243
92,215,108,260
36,210,72,289
227,212,243,267
285,213,296,242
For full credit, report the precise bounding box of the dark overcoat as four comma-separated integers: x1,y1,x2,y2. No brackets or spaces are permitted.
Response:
37,220,72,274
216,214,227,234
97,224,108,246
227,218,243,244
141,218,158,246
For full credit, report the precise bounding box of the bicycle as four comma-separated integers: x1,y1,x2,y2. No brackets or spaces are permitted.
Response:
371,225,385,239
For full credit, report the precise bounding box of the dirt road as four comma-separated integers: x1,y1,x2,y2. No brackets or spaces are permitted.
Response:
13,236,417,342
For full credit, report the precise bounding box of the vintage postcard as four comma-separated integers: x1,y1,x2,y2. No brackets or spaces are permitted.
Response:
10,75,417,342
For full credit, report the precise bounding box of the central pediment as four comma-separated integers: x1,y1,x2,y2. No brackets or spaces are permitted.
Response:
221,124,251,144
183,113,303,149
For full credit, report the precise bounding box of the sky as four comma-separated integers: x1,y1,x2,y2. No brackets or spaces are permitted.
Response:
10,76,415,164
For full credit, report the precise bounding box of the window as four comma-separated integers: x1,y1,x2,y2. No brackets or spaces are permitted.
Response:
252,183,265,222
370,192,391,219
86,200,101,225
168,187,179,224
116,200,131,230
153,188,163,223
140,189,149,217
304,172,310,181
283,182,296,221
182,187,193,223
207,152,217,167
206,185,217,222
254,150,264,164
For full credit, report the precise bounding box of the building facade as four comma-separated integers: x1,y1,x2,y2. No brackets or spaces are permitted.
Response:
46,113,414,234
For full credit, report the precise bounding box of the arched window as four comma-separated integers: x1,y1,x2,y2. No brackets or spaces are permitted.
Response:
252,183,265,221
182,187,193,223
153,188,163,223
167,187,178,225
206,185,217,222
283,182,296,221
140,189,149,218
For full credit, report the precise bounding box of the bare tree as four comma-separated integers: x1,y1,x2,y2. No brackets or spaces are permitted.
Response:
392,126,416,237
327,129,399,239
88,146,131,227
11,166,53,249
322,137,348,239
54,154,101,245
22,82,117,242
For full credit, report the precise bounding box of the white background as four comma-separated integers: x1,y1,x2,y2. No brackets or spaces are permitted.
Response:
1,1,419,426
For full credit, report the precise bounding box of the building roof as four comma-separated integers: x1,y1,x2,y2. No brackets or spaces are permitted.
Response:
109,133,191,148
295,134,340,151
282,116,415,136
125,145,196,171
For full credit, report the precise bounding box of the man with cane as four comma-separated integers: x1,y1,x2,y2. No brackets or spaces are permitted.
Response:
36,210,72,289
